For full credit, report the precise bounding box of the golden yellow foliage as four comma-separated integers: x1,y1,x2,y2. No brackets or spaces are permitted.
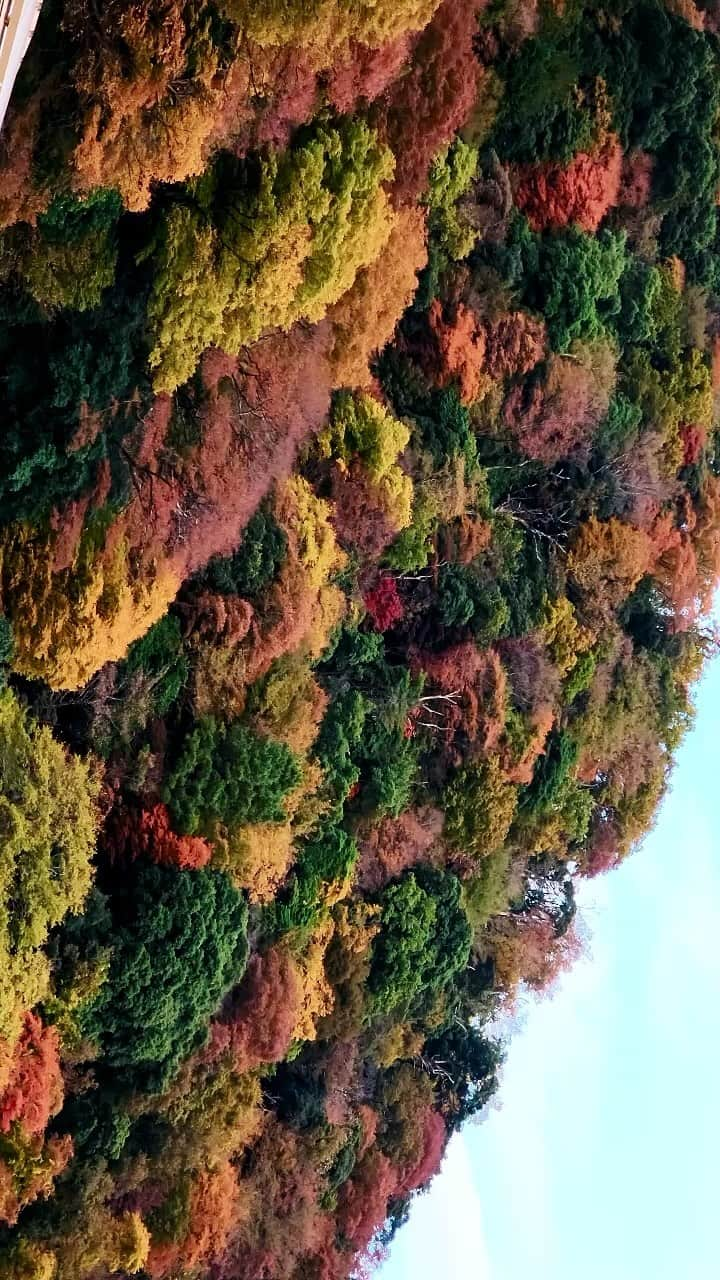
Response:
319,392,413,532
224,0,442,57
215,821,296,904
276,476,346,592
319,392,410,484
54,1209,149,1280
372,1022,425,1068
327,207,428,389
287,918,336,1043
249,657,329,756
191,644,249,720
1,1241,57,1280
0,691,99,1045
148,121,395,390
541,596,595,675
0,524,179,690
566,516,653,616
317,902,380,1042
150,1061,264,1170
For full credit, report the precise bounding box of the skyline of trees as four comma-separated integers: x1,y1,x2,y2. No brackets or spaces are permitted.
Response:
1,1,720,1276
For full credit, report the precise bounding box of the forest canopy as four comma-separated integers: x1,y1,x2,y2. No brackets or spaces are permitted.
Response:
1,1,720,1277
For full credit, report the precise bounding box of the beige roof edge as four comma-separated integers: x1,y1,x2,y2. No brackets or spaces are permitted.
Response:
0,0,44,133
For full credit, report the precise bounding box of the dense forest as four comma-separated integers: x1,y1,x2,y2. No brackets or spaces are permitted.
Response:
1,0,719,1276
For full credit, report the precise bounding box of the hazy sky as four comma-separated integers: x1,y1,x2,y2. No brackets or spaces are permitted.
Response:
381,653,720,1280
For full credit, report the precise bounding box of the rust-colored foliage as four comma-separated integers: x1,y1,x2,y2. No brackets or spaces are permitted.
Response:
228,1119,327,1276
212,947,303,1073
499,635,560,716
376,0,486,204
327,207,428,388
105,803,213,871
568,516,654,615
0,94,49,229
652,481,720,629
356,807,444,892
0,1014,63,1138
147,1160,242,1278
514,136,623,232
436,514,492,566
679,422,707,467
415,642,508,763
426,300,490,404
395,1105,446,1194
331,464,401,559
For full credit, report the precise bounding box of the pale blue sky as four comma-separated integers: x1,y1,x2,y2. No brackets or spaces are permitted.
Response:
381,653,720,1280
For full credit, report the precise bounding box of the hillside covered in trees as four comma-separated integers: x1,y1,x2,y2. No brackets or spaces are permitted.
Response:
1,0,720,1276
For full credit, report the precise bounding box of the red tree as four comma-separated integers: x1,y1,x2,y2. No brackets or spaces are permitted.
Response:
504,343,615,464
326,35,411,113
395,1107,446,1194
619,149,654,209
364,576,405,631
679,422,707,467
356,806,444,892
104,803,212,871
332,465,400,559
336,1149,399,1251
514,136,623,233
414,642,507,761
376,0,486,204
211,947,303,1073
0,1014,63,1138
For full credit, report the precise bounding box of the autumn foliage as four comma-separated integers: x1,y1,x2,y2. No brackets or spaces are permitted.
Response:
0,0,718,1276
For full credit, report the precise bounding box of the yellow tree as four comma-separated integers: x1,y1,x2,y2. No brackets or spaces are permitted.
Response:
567,516,653,618
0,523,179,690
223,0,442,57
148,120,396,390
0,691,99,1045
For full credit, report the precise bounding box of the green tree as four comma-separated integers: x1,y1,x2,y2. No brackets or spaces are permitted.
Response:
164,718,301,835
426,139,478,262
523,227,627,353
294,826,359,904
17,190,122,312
363,732,420,819
423,1023,502,1130
313,688,368,813
414,387,478,469
369,868,470,1014
437,565,510,643
85,864,248,1087
522,728,578,814
200,506,288,600
492,34,593,165
444,757,519,859
124,613,189,717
